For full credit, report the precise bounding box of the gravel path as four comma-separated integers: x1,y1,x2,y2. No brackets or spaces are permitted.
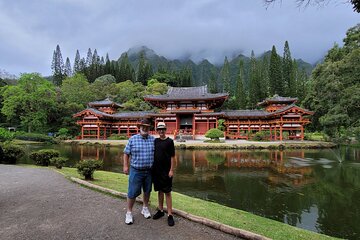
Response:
0,165,241,240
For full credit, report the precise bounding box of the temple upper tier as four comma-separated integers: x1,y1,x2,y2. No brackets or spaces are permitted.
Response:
144,86,228,112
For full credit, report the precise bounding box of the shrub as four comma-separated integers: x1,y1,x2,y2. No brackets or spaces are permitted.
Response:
14,131,55,143
252,131,271,141
0,128,15,142
56,128,72,140
1,144,25,164
304,131,329,141
50,157,68,169
217,119,226,131
107,134,128,140
29,149,60,166
205,128,224,141
76,159,103,180
57,128,69,136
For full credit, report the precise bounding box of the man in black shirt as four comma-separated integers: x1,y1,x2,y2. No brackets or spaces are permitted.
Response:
152,122,175,226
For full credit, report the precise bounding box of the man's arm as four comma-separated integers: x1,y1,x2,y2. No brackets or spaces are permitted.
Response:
168,140,175,177
168,156,175,177
123,153,130,175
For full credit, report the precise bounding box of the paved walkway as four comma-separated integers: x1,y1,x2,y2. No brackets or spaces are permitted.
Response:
0,165,240,240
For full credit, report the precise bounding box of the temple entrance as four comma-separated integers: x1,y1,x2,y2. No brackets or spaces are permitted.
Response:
179,114,193,135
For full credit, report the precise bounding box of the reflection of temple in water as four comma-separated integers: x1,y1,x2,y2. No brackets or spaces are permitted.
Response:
79,146,106,160
78,145,123,165
179,150,313,187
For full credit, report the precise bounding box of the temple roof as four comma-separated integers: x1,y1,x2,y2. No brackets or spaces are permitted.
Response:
144,85,228,101
257,95,298,106
73,108,154,119
223,110,269,118
223,104,313,118
88,98,123,108
112,111,153,118
270,104,314,115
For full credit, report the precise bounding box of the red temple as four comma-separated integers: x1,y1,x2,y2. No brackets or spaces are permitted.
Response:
73,87,313,140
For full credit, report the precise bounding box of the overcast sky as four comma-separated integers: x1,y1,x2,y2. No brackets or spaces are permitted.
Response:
0,0,359,77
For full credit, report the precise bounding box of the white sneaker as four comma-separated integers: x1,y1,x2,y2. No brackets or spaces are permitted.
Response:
125,212,133,225
141,207,151,219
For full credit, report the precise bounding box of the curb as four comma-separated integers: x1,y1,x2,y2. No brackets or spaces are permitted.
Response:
70,177,271,240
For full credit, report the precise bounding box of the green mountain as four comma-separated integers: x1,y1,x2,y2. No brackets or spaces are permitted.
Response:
119,46,314,87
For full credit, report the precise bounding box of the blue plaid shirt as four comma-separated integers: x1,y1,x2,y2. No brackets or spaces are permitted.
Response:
124,134,155,169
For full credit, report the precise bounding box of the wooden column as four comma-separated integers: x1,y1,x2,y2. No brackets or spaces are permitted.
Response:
81,126,84,139
97,125,100,139
301,125,304,141
280,124,283,141
192,115,195,139
237,119,240,136
274,125,277,141
259,120,262,132
176,115,179,132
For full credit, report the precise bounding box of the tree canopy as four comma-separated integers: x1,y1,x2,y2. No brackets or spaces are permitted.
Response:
304,24,360,137
1,73,57,132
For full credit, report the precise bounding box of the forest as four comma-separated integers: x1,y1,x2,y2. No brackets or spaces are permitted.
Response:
0,24,359,141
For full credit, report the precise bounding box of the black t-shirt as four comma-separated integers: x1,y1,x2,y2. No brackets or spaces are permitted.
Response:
153,137,175,173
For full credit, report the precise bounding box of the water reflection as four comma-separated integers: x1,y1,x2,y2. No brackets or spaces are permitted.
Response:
22,145,360,239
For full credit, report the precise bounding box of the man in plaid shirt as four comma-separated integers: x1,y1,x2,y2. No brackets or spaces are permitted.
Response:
123,119,155,225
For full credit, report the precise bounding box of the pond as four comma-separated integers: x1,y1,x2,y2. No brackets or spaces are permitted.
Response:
20,144,360,239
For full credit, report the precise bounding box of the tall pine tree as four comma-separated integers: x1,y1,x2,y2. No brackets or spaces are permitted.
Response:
73,50,81,74
236,59,247,109
105,53,111,74
64,57,72,77
208,69,217,93
51,44,65,86
248,50,262,108
282,41,295,96
269,45,283,95
85,48,93,67
259,54,270,100
220,56,231,93
88,49,100,83
118,53,134,82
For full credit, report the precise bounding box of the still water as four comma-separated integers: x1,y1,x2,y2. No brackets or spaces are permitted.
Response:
21,144,360,239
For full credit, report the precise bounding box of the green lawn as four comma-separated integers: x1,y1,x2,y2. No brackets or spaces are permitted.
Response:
57,167,340,240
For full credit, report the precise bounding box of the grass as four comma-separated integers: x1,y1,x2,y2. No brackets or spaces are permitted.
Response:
203,139,225,143
11,139,46,145
304,132,328,141
57,167,340,240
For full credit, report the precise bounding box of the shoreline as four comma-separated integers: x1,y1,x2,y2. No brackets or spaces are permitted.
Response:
64,139,337,150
